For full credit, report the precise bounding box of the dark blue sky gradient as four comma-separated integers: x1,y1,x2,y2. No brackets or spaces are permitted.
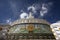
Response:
0,0,60,24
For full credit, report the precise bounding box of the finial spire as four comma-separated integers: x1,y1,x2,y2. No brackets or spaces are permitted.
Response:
28,12,34,18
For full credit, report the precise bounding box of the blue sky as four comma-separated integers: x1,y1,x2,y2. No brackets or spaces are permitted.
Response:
0,0,60,24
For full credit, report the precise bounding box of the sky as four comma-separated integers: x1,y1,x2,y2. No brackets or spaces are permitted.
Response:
0,0,60,24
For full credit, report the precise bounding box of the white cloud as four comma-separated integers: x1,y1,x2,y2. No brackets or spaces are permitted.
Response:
40,4,48,16
6,20,10,23
6,18,12,24
40,2,53,17
27,6,36,13
27,3,51,17
33,3,42,10
20,12,28,19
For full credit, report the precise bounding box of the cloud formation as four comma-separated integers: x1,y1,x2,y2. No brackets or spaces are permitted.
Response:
20,12,28,19
6,18,12,24
27,2,53,17
27,6,36,13
40,2,53,17
40,4,48,16
9,0,53,19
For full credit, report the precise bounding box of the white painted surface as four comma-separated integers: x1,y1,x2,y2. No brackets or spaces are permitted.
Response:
50,22,60,40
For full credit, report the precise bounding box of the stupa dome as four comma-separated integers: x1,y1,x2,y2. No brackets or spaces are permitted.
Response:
7,12,55,40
